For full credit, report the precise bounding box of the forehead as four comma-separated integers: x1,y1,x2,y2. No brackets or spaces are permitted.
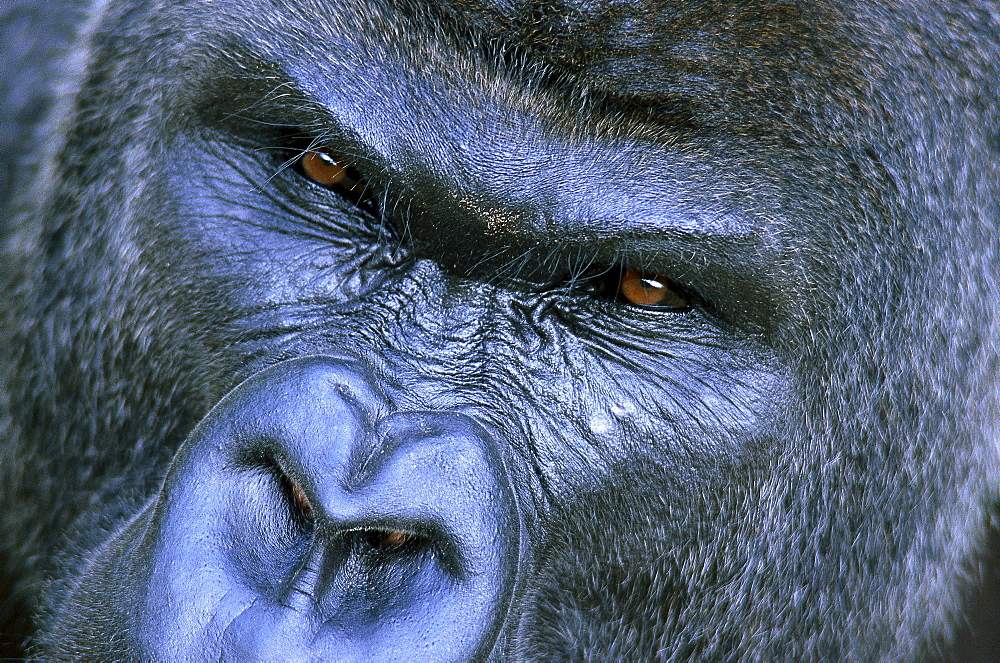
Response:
166,0,863,185
175,0,847,104
442,0,834,93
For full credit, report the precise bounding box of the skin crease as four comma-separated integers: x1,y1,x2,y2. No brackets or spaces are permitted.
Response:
0,0,999,659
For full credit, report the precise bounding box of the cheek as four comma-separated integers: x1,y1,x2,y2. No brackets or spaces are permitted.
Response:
476,320,786,482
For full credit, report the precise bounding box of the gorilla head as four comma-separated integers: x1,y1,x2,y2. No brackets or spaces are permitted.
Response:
2,0,999,658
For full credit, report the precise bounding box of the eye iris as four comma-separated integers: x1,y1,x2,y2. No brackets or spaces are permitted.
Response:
619,268,687,309
300,149,348,187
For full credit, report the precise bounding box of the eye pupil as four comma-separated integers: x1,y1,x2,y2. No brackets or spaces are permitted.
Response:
619,268,688,309
301,149,348,187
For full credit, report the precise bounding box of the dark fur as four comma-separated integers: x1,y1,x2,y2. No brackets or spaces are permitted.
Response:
2,0,999,658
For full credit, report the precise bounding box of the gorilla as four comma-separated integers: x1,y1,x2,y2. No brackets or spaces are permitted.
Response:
1,0,999,658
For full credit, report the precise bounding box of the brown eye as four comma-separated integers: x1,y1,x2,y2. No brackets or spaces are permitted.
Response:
300,149,349,187
296,148,378,214
618,268,690,310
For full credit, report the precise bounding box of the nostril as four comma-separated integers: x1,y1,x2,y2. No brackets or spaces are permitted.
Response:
236,449,317,526
288,479,314,520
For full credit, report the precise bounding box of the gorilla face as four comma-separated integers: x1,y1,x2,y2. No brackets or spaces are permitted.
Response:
2,0,999,658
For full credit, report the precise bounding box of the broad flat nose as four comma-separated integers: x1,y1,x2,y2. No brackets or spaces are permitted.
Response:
70,356,521,661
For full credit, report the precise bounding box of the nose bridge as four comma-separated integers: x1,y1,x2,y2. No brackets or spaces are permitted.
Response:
243,356,387,484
